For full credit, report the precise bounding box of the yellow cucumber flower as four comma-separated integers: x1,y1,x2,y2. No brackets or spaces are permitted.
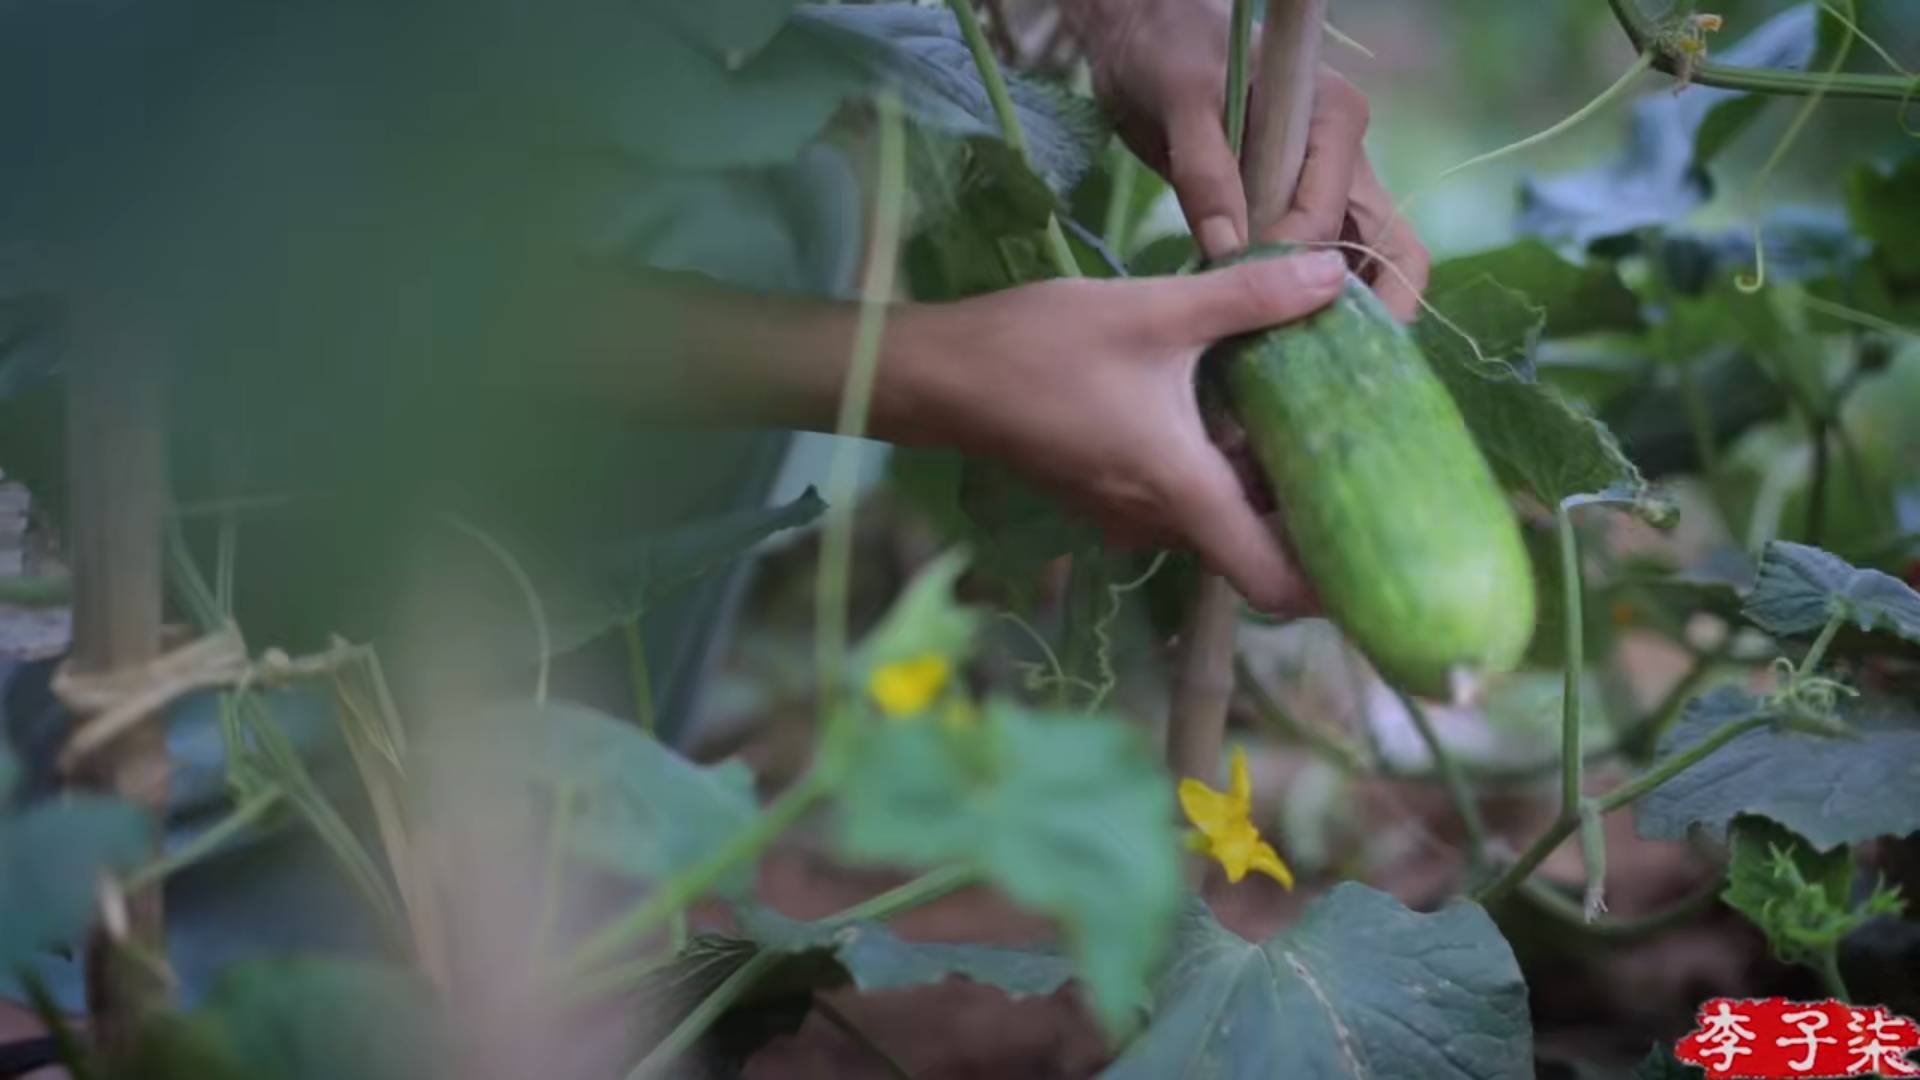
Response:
1178,745,1294,889
867,653,952,717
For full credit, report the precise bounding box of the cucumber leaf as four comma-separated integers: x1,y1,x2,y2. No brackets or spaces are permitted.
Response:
134,959,440,1080
1417,273,1674,525
0,743,152,972
832,699,1180,1036
1633,687,1920,850
413,701,759,895
1426,240,1643,339
1101,885,1532,1080
1743,540,1920,646
735,906,1074,998
542,487,826,658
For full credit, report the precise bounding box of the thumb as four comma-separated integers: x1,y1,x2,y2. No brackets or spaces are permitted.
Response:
1166,102,1251,261
1156,250,1347,343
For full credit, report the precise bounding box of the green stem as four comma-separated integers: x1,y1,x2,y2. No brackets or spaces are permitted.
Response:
532,779,580,963
1817,949,1852,1002
1102,150,1139,255
826,864,981,924
1800,611,1846,677
627,950,781,1079
124,792,279,893
1225,0,1256,155
623,617,657,736
947,0,1080,280
1476,711,1771,905
563,769,834,978
1606,0,1917,101
816,93,908,723
1577,801,1607,920
1558,505,1585,820
1595,715,1771,814
815,998,914,1080
1517,875,1722,939
1394,689,1488,867
0,572,73,607
22,970,97,1080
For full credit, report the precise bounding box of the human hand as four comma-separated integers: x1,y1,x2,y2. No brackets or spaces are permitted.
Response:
884,251,1349,612
1070,0,1429,317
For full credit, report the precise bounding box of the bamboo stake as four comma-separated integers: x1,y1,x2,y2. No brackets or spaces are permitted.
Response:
1166,0,1327,797
65,318,171,1049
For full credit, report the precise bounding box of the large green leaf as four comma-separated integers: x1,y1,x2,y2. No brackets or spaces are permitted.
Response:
1846,136,1920,284
1743,540,1920,646
653,0,798,63
1425,241,1643,339
1417,273,1672,523
796,5,1108,196
831,700,1180,1035
544,487,826,657
0,745,152,972
737,905,1073,997
415,701,758,894
1102,885,1532,1080
132,959,440,1080
1633,687,1920,850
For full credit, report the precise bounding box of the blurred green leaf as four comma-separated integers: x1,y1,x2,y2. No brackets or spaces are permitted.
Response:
1744,540,1920,645
1127,234,1196,277
1427,240,1643,338
1102,885,1532,1079
737,906,1074,997
416,701,758,894
544,487,826,657
655,0,798,62
832,700,1180,1036
1848,150,1920,284
132,959,439,1080
851,547,984,679
1720,815,1903,970
0,744,152,972
1417,273,1672,523
1634,687,1920,850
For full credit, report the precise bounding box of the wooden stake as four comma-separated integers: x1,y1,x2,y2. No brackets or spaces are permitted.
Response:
1167,0,1327,796
65,318,171,1049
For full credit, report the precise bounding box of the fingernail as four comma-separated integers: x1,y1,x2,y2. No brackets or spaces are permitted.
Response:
1302,251,1346,285
1198,216,1241,260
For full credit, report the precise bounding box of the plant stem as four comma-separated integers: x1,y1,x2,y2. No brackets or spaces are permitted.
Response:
1516,875,1723,940
443,514,551,704
1800,611,1846,677
1595,715,1772,815
1558,505,1586,821
1605,0,1917,100
815,997,914,1080
1102,150,1139,255
124,791,279,893
532,779,580,963
826,864,981,924
626,950,781,1079
946,0,1080,279
1395,689,1488,867
1578,801,1608,920
1225,0,1256,155
816,93,908,721
1817,949,1852,1002
563,770,834,978
1476,711,1772,905
622,617,657,736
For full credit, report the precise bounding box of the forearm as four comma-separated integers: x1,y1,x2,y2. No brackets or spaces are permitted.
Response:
493,264,947,444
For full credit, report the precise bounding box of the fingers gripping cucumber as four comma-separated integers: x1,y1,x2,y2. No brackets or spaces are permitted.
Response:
1216,248,1535,700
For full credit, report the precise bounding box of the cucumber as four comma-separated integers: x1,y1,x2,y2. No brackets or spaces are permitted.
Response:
1217,251,1535,699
